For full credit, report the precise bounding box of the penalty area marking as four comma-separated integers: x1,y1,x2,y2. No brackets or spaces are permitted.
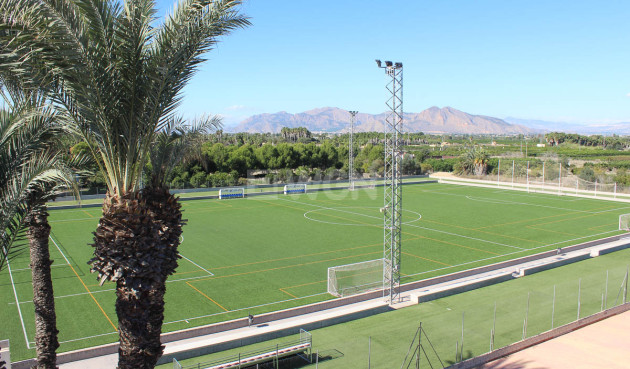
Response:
303,206,422,227
179,235,214,276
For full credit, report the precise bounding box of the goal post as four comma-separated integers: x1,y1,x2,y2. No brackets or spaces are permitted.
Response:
620,213,630,231
284,183,307,195
219,187,245,199
327,259,384,297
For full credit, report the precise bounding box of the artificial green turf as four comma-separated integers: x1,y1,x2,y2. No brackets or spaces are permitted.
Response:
156,248,630,369
1,182,629,361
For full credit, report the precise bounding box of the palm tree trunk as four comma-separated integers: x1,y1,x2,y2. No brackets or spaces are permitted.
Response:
90,189,183,369
25,199,59,369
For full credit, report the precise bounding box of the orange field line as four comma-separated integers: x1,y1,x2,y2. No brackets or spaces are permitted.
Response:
192,251,383,283
588,223,618,231
66,263,118,331
402,251,452,266
474,212,577,230
525,225,577,237
82,210,94,218
186,281,228,312
281,279,327,290
423,219,538,244
418,235,500,255
279,288,298,298
209,243,381,271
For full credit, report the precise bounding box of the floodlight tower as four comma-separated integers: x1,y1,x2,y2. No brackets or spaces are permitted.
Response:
348,111,358,190
375,59,403,304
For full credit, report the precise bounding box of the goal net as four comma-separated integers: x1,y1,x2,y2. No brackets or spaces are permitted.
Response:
327,259,384,297
620,213,630,231
284,183,307,195
219,187,245,199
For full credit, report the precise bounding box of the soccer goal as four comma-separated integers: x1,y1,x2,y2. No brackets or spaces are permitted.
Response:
327,259,384,297
620,213,630,231
284,183,307,195
219,187,245,199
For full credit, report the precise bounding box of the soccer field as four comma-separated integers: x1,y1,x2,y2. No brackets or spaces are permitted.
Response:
1,182,629,361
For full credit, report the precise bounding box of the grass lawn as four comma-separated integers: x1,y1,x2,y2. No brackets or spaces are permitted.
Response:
1,182,629,362
159,247,630,369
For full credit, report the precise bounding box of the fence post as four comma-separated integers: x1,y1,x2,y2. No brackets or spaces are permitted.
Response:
527,161,530,192
512,160,515,187
490,301,497,351
498,159,501,186
455,341,459,363
558,162,562,195
551,285,556,329
542,161,545,189
625,266,629,304
605,270,609,310
416,322,422,369
368,336,371,369
576,179,579,195
316,349,319,368
595,180,598,197
460,312,465,362
523,292,530,340
577,278,582,320
614,183,617,198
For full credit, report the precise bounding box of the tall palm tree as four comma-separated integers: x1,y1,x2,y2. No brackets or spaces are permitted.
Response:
0,1,249,367
0,88,76,369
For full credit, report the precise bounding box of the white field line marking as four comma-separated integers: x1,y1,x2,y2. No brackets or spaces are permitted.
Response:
49,235,72,265
9,288,115,305
285,198,524,250
180,254,214,276
466,195,630,214
179,235,214,276
9,271,216,305
303,207,422,227
6,258,31,349
163,292,329,326
403,229,621,279
57,331,118,345
405,223,525,250
11,263,68,272
491,189,585,202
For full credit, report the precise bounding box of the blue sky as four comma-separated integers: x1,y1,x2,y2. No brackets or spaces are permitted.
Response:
156,0,630,127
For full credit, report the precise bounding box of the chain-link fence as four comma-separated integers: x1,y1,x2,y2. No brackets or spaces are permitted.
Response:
407,265,629,368
458,159,630,200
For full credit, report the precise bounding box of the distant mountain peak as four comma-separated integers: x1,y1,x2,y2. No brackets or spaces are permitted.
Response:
231,107,537,134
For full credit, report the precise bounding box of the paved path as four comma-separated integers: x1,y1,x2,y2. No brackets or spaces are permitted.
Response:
480,310,630,369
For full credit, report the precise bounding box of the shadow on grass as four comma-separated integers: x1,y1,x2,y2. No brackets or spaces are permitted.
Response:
240,349,344,369
445,350,540,369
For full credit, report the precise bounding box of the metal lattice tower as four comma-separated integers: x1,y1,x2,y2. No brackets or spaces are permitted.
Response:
376,60,403,304
348,111,358,190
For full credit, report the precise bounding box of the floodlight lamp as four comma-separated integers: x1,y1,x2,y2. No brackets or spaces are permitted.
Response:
385,61,393,67
349,110,358,116
395,62,403,68
375,59,382,68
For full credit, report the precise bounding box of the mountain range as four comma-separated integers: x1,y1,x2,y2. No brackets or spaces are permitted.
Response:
231,107,537,135
229,107,629,135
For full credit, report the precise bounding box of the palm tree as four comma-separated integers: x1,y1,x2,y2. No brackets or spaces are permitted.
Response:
0,1,249,367
0,87,77,369
458,144,489,176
